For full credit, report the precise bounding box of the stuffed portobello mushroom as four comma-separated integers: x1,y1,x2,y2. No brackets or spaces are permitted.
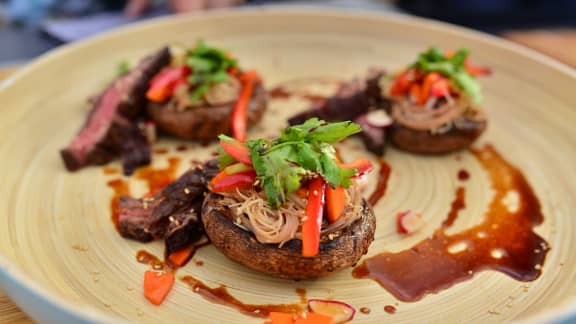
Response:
202,119,376,280
146,40,267,142
381,47,491,154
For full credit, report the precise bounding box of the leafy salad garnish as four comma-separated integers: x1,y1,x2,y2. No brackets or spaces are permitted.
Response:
218,118,362,208
412,47,483,105
185,40,238,102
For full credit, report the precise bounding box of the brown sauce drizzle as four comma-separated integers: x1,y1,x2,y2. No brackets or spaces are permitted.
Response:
368,160,392,206
268,86,326,105
107,179,130,230
458,169,470,181
295,288,307,304
176,145,188,152
136,250,166,271
154,148,169,154
442,186,466,228
134,157,180,196
359,307,371,314
102,166,120,175
353,145,549,302
181,276,302,318
108,158,180,232
384,305,396,314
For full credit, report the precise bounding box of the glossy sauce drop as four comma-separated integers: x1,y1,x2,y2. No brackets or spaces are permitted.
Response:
181,276,302,318
136,250,166,271
359,307,371,314
106,178,130,230
368,160,392,206
102,166,120,175
154,148,169,154
353,145,549,302
134,157,181,196
295,288,307,304
384,305,396,314
458,169,470,181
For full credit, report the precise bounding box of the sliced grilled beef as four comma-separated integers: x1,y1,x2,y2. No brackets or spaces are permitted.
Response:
60,47,170,174
164,205,204,256
117,160,219,252
118,196,158,242
288,79,370,126
121,124,152,176
288,69,390,155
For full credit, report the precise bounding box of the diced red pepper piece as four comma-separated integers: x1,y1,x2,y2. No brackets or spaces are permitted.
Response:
421,72,441,100
389,70,412,96
231,70,260,142
269,312,296,324
219,137,253,166
211,170,257,193
168,245,194,268
295,312,334,324
339,158,373,177
143,271,175,305
430,77,451,98
146,66,191,102
302,177,326,257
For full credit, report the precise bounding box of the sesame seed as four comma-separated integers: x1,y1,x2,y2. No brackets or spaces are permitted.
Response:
184,188,190,194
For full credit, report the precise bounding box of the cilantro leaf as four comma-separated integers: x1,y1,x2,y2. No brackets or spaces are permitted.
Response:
243,119,363,208
116,61,130,76
185,39,238,102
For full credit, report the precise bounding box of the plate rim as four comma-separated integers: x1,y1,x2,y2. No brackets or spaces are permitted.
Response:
0,6,574,323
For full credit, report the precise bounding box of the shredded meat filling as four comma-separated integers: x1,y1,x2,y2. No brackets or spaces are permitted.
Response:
216,185,363,246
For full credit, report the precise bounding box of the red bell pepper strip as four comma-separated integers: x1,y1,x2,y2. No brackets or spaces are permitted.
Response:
209,170,228,188
465,58,492,77
219,137,253,166
143,271,175,305
326,186,346,223
430,77,451,97
339,158,373,177
211,170,257,193
231,70,260,142
389,70,412,96
302,177,326,257
146,66,191,103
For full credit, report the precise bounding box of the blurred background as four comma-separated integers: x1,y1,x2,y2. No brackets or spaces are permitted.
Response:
0,0,575,75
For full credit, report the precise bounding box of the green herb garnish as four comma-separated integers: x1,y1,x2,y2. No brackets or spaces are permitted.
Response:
185,40,238,103
224,118,362,209
117,60,131,76
413,47,483,105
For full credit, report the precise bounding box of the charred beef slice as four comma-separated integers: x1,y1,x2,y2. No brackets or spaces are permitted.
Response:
60,47,170,173
288,69,389,155
117,160,219,253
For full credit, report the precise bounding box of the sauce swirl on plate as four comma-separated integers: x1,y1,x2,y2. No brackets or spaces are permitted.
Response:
353,145,550,302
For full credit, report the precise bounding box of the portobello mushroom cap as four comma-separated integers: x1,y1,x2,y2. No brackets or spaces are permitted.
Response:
201,193,376,280
389,113,487,154
147,83,267,141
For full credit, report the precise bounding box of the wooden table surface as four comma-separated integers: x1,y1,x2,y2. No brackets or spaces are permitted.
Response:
0,29,574,323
